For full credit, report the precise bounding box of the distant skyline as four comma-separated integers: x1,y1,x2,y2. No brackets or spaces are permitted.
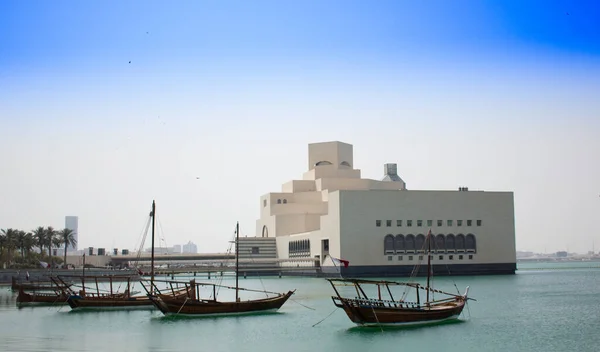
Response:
1,1,599,254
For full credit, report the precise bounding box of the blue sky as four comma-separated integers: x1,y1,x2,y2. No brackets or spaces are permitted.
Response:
1,0,599,253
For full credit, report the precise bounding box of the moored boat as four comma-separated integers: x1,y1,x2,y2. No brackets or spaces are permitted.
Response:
327,229,474,327
145,221,295,317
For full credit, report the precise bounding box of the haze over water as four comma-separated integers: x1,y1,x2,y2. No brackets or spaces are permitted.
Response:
1,1,600,254
2,262,599,352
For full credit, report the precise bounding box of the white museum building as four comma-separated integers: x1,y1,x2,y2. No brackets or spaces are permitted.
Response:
255,141,516,277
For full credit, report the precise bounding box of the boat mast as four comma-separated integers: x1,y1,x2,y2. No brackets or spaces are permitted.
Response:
150,200,156,295
235,221,239,303
426,229,432,305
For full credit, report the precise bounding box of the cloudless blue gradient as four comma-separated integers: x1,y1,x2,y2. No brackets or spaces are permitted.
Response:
1,1,599,253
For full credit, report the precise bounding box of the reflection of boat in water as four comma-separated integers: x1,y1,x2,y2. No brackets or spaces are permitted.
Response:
144,221,295,317
328,230,474,327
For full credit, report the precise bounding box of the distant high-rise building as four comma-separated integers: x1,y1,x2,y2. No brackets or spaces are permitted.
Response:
173,244,182,254
65,216,79,252
182,241,197,254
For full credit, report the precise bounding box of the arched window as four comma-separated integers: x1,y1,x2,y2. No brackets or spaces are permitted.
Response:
405,234,416,252
340,161,351,167
435,234,445,252
283,199,287,204
384,234,395,254
315,161,332,166
415,234,425,252
456,234,465,252
395,235,405,253
445,234,455,252
262,225,269,238
466,234,476,252
277,199,282,204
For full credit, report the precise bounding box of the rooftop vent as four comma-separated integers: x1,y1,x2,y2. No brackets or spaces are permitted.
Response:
381,163,403,182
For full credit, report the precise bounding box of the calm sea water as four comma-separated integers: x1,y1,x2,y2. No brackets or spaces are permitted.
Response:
1,262,599,352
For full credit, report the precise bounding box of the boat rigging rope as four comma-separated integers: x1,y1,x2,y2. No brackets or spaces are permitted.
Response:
176,297,190,315
290,299,316,311
370,305,384,333
312,307,338,327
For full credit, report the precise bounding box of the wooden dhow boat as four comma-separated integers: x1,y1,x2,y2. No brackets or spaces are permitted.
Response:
328,230,474,327
16,285,71,306
145,222,295,317
57,201,187,310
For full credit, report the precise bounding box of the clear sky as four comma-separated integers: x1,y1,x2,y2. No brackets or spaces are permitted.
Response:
1,0,599,254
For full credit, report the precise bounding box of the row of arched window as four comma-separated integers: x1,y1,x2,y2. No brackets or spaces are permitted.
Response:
384,234,476,254
289,239,310,257
276,199,288,204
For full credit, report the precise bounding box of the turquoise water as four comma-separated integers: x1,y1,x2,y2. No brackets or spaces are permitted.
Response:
1,263,599,352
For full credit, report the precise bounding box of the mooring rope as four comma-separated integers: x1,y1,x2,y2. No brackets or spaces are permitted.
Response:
312,307,338,327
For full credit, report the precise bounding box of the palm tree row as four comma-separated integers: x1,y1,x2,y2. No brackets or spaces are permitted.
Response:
0,226,77,269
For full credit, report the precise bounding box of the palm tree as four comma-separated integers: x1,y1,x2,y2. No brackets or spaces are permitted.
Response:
45,226,57,267
1,229,18,265
0,232,6,266
22,232,35,258
32,227,46,255
58,228,77,267
17,230,27,259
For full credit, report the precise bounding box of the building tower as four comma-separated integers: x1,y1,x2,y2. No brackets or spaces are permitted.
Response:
65,216,79,252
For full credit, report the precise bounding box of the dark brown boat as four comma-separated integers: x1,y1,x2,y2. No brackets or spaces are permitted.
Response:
145,222,295,317
328,230,473,327
16,286,70,306
59,201,187,311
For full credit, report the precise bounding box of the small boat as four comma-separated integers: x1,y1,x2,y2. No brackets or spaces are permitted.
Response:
58,274,155,310
327,229,473,327
58,201,188,310
145,222,295,317
16,286,70,306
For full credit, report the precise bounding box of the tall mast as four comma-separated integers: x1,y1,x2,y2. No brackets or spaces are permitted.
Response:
150,200,156,295
235,221,239,302
426,229,432,305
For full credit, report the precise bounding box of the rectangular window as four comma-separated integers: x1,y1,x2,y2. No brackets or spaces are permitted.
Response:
419,255,423,261
397,220,402,227
251,247,259,254
439,255,443,260
457,220,463,226
468,255,473,260
263,199,267,207
459,255,463,260
398,256,403,261
376,220,382,227
447,220,453,226
467,220,472,226
449,255,454,260
386,220,392,227
477,220,482,226
437,220,442,226
408,256,413,260
323,239,329,251
427,220,433,227
388,256,393,261
417,220,423,227
407,220,413,227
